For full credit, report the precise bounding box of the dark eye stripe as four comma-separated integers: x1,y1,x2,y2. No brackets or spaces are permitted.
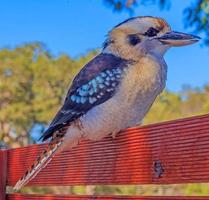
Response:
128,34,141,46
144,27,159,37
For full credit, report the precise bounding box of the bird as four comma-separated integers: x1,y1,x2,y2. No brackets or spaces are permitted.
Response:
14,16,200,190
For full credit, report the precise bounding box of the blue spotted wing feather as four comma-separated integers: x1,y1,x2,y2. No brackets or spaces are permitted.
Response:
41,53,129,141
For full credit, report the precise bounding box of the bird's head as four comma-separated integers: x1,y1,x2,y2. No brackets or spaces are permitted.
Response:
103,16,200,60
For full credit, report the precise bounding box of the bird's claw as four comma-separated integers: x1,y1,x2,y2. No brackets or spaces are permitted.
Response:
111,131,117,139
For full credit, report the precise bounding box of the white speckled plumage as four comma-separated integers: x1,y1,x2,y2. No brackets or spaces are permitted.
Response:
14,16,200,190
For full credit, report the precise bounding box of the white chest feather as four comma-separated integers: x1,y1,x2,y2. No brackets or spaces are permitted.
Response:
80,55,167,141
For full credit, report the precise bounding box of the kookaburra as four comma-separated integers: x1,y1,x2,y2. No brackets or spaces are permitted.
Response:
14,16,200,190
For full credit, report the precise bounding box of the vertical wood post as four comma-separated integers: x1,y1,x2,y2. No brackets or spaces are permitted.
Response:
0,150,7,200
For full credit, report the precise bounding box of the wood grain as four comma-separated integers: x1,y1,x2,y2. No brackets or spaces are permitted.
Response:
0,150,7,200
6,114,209,186
6,194,209,200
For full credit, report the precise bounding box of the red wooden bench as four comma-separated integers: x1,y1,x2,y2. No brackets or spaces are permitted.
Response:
1,114,209,200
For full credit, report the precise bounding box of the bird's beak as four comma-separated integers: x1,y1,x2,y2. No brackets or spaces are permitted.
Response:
157,31,201,46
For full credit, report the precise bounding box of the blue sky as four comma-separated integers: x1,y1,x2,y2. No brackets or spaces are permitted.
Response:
0,0,208,92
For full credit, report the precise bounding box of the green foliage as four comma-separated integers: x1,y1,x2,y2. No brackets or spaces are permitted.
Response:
0,43,96,147
144,87,209,124
184,184,209,195
103,0,169,12
184,0,209,45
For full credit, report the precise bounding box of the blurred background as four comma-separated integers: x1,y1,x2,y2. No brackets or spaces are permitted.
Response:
0,0,209,196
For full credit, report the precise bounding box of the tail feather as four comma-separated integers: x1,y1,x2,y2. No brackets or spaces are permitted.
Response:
13,135,64,191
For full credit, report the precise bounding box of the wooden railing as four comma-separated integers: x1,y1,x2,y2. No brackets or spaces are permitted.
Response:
1,114,209,199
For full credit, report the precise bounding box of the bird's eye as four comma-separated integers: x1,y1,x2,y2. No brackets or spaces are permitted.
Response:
144,27,159,37
128,34,141,46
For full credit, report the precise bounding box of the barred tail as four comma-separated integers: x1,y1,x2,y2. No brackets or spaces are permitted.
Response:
13,135,64,191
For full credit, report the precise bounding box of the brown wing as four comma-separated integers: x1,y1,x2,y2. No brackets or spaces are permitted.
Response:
40,53,129,141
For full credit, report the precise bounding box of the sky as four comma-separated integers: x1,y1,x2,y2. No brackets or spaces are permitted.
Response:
0,0,208,92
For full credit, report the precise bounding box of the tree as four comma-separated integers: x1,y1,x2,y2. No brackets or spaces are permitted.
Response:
0,43,96,147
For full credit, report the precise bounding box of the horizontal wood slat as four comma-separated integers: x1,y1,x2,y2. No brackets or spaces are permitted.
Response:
6,114,209,186
0,150,7,200
6,194,209,200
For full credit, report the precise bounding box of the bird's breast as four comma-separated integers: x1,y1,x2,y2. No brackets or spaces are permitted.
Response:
117,55,167,104
114,56,167,123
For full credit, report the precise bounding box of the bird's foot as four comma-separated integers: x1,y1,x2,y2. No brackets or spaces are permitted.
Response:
111,131,118,139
